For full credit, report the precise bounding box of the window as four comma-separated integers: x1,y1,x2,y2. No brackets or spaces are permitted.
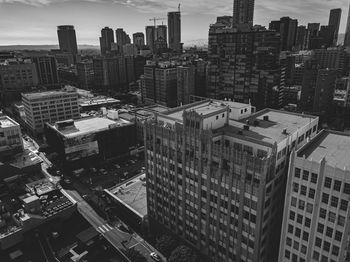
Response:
343,183,350,195
295,168,301,178
295,228,301,238
331,196,339,208
304,217,311,228
302,170,309,181
332,245,339,256
291,197,297,207
293,241,299,250
313,251,320,260
300,186,307,196
320,208,327,219
293,183,299,193
323,241,330,252
333,180,341,192
315,237,322,248
289,211,296,220
297,214,303,224
308,188,315,199
322,193,329,204
216,116,219,120
324,177,332,188
286,237,292,246
298,200,305,210
302,231,309,241
288,224,294,234
328,211,336,223
301,245,307,255
337,215,345,227
306,203,313,213
311,173,318,183
335,231,342,241
285,250,291,259
340,199,348,211
317,223,324,234
326,227,333,238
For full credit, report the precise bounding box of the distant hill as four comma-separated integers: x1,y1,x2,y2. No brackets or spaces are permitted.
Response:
0,44,99,51
184,39,208,48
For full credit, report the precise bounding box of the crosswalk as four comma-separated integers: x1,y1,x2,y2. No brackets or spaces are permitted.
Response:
96,224,114,233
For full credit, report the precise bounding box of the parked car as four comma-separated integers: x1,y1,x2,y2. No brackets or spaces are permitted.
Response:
150,252,161,261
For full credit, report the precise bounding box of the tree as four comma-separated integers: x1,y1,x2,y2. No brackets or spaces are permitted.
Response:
155,234,178,258
169,245,199,262
125,248,147,262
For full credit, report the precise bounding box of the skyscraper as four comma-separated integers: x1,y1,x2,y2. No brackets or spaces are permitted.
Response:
32,55,59,88
116,28,131,53
144,99,319,262
133,32,145,49
100,27,115,56
344,3,350,47
156,25,167,43
328,8,342,46
269,17,298,51
146,26,156,52
233,0,255,26
57,25,78,56
168,11,181,52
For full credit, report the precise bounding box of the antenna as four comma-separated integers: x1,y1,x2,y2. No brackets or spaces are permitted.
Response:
178,3,181,12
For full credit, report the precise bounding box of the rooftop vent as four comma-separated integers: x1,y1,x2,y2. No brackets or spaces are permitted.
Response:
282,128,287,135
263,115,269,121
243,125,250,131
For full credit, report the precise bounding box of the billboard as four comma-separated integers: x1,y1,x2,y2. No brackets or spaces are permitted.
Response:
64,134,99,161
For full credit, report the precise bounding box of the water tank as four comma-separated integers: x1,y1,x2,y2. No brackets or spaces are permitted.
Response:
107,110,119,120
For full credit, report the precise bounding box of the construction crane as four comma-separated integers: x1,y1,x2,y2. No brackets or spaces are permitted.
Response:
149,17,166,27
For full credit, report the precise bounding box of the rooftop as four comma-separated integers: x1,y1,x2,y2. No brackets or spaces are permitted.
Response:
228,109,318,145
50,117,132,138
22,90,77,100
106,174,147,218
0,116,19,128
298,130,350,169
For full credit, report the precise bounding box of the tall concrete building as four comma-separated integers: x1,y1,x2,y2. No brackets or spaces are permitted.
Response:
233,0,255,26
156,25,168,44
116,28,131,53
31,55,59,88
57,25,78,56
269,17,298,51
168,11,181,52
300,60,319,112
207,26,281,108
295,26,308,50
100,27,115,56
344,3,350,47
177,65,195,105
133,32,145,49
146,26,156,52
77,60,94,90
328,8,342,46
312,68,337,113
22,87,79,133
312,48,347,75
144,99,319,262
278,130,350,262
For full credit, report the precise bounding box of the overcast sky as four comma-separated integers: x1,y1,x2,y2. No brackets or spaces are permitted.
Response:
0,0,349,45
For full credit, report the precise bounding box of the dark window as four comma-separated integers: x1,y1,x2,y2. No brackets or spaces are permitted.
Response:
331,196,339,208
315,237,322,248
322,193,329,204
317,223,324,234
333,180,341,191
295,168,301,178
324,177,332,188
302,170,309,181
308,188,315,199
343,183,350,194
311,173,318,183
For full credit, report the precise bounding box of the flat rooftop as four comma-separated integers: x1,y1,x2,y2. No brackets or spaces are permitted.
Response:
50,117,132,138
298,131,350,169
107,174,147,218
0,116,19,128
227,109,317,145
22,90,77,100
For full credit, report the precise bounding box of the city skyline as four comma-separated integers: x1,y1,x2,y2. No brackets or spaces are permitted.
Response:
0,0,349,46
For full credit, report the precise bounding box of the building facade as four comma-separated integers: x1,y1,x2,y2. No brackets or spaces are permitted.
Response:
233,0,255,26
0,115,23,158
133,32,145,49
328,8,342,46
168,11,182,52
279,130,350,262
31,55,59,88
22,87,80,133
144,100,319,262
77,60,94,90
57,25,78,56
100,27,115,56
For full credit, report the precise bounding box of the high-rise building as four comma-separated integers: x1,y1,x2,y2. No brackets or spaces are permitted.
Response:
207,26,281,108
233,0,255,26
116,28,131,53
312,48,347,75
313,68,337,113
177,65,195,105
278,129,350,262
319,25,335,48
156,25,168,44
77,60,94,90
57,25,78,56
31,55,59,88
269,17,298,51
22,87,80,133
344,3,350,47
144,99,319,262
133,32,145,49
295,26,308,50
168,11,182,52
143,62,177,107
100,27,115,56
0,58,38,102
146,26,156,52
300,60,319,111
328,8,342,46
123,44,138,56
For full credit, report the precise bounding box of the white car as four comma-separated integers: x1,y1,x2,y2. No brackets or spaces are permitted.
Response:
150,252,161,261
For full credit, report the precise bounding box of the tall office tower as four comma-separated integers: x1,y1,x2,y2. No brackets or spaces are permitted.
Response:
177,65,195,105
312,48,347,76
308,23,320,37
116,28,131,53
307,23,322,49
168,11,182,52
156,25,168,44
100,27,115,56
122,44,138,56
312,68,337,113
300,60,319,111
146,26,156,52
143,62,177,107
328,8,342,46
207,26,281,108
278,129,350,262
269,17,298,51
77,60,94,90
31,55,59,88
295,26,308,50
57,25,78,56
319,26,335,48
133,32,145,49
345,3,350,47
22,87,79,133
144,99,319,262
193,59,208,98
0,58,38,103
93,57,120,92
233,0,255,26
216,16,233,27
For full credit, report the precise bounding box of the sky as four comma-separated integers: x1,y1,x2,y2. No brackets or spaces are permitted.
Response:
0,0,349,46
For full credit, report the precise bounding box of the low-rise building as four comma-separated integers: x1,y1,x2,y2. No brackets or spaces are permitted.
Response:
0,115,23,158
